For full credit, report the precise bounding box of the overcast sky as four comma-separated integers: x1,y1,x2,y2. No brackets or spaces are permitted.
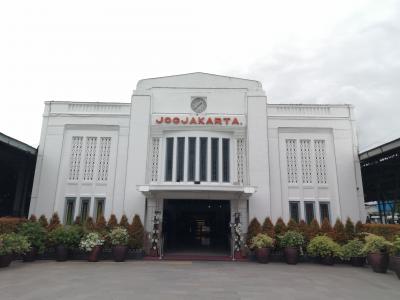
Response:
1,0,399,151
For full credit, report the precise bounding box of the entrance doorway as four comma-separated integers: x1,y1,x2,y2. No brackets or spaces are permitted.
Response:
162,199,231,255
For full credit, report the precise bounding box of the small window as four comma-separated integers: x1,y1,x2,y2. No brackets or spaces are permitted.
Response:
222,138,230,182
80,198,91,222
200,137,208,181
176,137,185,182
95,198,105,221
187,137,196,181
211,138,219,182
319,202,330,222
64,198,76,225
305,202,315,224
289,201,300,223
165,138,174,181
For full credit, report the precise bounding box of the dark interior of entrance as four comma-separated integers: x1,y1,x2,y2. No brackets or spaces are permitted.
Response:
163,199,231,255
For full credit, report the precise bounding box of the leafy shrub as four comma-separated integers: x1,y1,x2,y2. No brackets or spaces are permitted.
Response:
333,219,347,244
48,213,61,231
0,217,26,234
250,233,274,249
38,215,49,228
306,235,342,258
84,217,95,232
18,221,47,253
129,215,144,249
341,239,365,260
74,216,82,226
107,214,118,230
362,224,400,241
48,226,82,248
29,215,37,222
344,218,355,241
274,218,287,236
0,233,31,255
320,218,333,237
79,232,104,252
262,217,275,238
246,218,262,247
280,230,304,248
286,219,298,232
109,227,129,246
393,235,400,256
95,215,107,233
298,220,307,237
119,215,130,229
305,219,320,241
362,234,392,254
355,221,363,234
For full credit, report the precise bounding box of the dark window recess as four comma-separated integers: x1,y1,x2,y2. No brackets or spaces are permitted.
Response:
80,198,90,222
165,138,174,181
289,201,300,223
188,137,196,181
222,138,230,182
305,202,315,224
200,137,208,181
65,198,75,225
176,137,185,182
211,138,219,182
320,203,330,222
95,198,105,221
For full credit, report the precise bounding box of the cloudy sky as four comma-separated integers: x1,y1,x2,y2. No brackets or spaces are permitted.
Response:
0,0,399,151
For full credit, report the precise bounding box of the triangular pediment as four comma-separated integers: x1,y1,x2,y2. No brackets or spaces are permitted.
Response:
136,72,262,91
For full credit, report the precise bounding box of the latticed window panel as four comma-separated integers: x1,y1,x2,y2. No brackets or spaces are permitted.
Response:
300,139,312,184
314,140,327,184
97,137,111,181
150,137,160,182
285,139,298,184
83,137,97,181
236,138,246,184
68,136,83,180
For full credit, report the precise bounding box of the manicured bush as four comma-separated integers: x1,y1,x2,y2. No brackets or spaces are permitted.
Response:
280,231,304,248
79,232,104,252
48,225,82,248
74,216,82,226
305,219,320,241
107,214,118,230
29,215,37,222
342,239,365,260
320,218,333,237
333,219,346,244
48,213,61,231
274,218,287,236
18,221,47,253
306,235,342,258
344,218,355,241
362,234,392,254
129,215,144,249
250,233,274,249
0,217,26,234
286,219,298,232
261,217,275,238
393,235,400,256
362,224,400,241
355,221,363,234
0,233,31,255
84,217,95,232
109,227,129,246
95,215,107,233
246,218,262,247
298,220,307,237
119,214,130,229
38,215,49,228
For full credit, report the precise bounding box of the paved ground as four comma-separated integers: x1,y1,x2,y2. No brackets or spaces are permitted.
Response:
0,260,399,300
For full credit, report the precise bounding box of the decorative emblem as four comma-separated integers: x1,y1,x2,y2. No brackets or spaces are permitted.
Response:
191,97,207,113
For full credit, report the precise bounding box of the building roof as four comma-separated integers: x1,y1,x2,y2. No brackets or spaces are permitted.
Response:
359,137,400,161
0,132,37,155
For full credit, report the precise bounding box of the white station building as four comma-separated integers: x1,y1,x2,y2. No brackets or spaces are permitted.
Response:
29,72,366,253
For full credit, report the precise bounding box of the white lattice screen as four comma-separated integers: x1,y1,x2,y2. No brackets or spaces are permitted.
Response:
285,139,298,184
314,140,327,184
83,137,97,181
68,136,83,180
300,140,312,184
236,138,246,184
151,137,160,182
97,137,111,181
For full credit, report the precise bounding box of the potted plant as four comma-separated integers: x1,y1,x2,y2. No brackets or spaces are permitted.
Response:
342,239,366,267
280,230,304,265
362,234,392,273
0,233,31,268
18,221,47,262
306,235,341,265
392,235,400,279
250,233,274,263
109,227,129,262
79,232,104,262
48,226,81,261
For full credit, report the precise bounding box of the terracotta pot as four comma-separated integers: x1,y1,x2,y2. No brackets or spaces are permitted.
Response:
112,245,128,262
284,247,299,265
320,256,335,265
350,256,365,267
367,252,389,273
255,247,271,263
392,256,400,279
87,246,102,262
23,247,38,262
55,245,69,262
0,254,13,268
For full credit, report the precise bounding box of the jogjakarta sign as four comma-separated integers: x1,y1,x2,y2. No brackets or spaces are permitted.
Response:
152,114,245,127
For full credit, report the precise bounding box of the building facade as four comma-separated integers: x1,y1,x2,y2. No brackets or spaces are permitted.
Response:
29,73,365,252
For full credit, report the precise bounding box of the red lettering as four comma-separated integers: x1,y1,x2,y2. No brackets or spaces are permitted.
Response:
232,117,239,125
155,117,163,124
173,117,180,124
223,117,230,125
198,117,205,124
214,118,222,125
165,117,171,124
181,117,189,124
206,117,214,125
190,117,197,124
